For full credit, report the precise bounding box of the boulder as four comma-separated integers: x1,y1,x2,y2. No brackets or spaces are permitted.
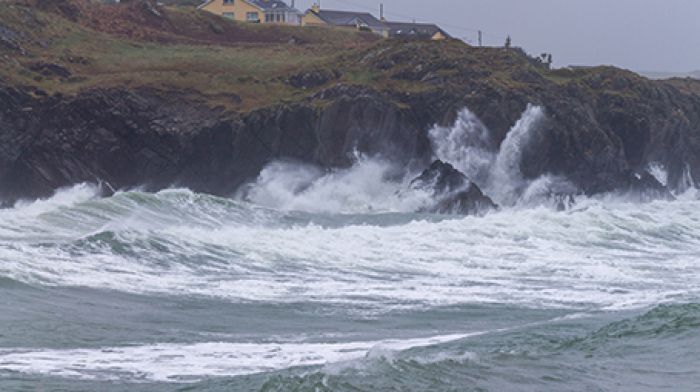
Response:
28,62,72,78
411,160,498,215
287,69,340,90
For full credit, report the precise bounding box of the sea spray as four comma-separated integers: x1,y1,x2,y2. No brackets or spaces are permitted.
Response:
487,104,546,205
428,108,495,186
429,105,578,207
648,162,669,187
242,104,578,214
679,163,696,193
239,157,434,214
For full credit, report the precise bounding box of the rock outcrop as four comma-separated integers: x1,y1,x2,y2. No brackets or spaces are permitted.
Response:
0,86,431,203
410,160,497,215
1,1,700,206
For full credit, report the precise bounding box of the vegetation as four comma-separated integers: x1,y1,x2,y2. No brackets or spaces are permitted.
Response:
1,0,697,113
0,0,384,110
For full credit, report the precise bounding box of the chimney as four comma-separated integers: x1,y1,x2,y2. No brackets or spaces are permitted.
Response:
311,2,320,13
380,3,385,21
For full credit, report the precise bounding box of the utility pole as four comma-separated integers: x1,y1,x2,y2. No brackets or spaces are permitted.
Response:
478,30,482,47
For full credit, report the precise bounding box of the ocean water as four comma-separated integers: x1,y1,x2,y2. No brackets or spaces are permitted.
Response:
1,106,699,391
0,184,699,391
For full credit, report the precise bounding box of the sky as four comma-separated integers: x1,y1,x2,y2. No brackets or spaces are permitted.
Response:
293,0,700,73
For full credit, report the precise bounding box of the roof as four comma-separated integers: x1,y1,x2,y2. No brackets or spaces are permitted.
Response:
198,0,298,12
247,0,297,11
309,9,386,30
384,21,450,38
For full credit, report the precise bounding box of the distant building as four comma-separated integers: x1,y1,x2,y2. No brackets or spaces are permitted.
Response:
301,4,388,36
300,4,448,40
198,0,301,25
384,21,450,41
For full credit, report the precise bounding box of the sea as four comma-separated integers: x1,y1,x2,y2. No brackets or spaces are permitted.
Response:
0,106,698,391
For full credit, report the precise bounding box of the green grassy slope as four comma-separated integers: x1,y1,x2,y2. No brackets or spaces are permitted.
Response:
2,0,696,114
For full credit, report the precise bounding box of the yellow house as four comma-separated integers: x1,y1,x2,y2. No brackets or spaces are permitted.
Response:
198,0,301,25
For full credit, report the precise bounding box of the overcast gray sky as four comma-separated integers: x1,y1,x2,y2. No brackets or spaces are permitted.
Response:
294,0,699,73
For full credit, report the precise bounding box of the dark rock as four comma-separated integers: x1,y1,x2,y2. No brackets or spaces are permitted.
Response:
287,69,340,89
0,86,432,204
63,55,91,65
1,41,700,206
0,24,26,53
433,185,499,215
141,0,163,18
411,160,498,215
27,62,72,78
411,159,468,194
624,172,675,202
33,0,83,21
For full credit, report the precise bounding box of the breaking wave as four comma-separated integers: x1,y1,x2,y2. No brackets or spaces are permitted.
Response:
2,303,697,386
242,104,581,215
430,105,577,207
254,303,700,392
1,185,699,311
237,157,433,214
2,105,700,390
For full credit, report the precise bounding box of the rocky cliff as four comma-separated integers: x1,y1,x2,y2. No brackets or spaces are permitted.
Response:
1,0,699,206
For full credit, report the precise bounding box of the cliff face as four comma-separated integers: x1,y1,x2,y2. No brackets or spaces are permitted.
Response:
0,85,433,202
1,1,700,204
2,69,699,204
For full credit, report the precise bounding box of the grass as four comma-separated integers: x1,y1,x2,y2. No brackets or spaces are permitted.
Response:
0,1,381,110
4,0,692,114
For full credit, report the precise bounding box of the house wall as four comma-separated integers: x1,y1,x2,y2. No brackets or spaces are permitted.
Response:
431,31,447,41
300,12,327,27
264,10,300,25
201,0,263,23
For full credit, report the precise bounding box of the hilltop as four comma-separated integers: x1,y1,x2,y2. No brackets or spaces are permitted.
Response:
0,0,379,110
1,0,700,203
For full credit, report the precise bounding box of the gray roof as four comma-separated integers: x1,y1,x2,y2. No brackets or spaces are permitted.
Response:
385,21,450,38
248,0,297,11
310,10,386,30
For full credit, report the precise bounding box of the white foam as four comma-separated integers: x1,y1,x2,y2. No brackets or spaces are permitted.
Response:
1,193,699,312
9,183,100,216
240,157,433,214
0,333,470,383
429,105,578,207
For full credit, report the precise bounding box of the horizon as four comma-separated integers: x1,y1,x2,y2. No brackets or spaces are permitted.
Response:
293,0,700,74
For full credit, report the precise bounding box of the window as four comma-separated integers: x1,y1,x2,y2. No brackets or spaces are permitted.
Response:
222,12,234,19
265,13,273,23
223,0,234,4
246,12,259,22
